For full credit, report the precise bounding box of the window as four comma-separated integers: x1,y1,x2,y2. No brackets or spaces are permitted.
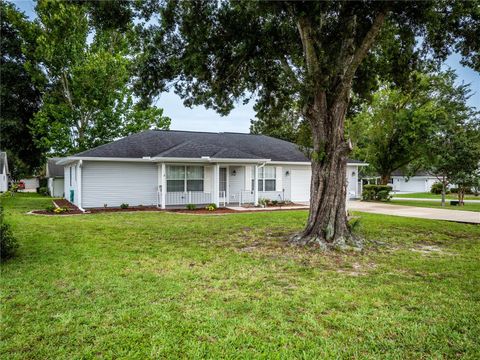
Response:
69,167,72,186
252,166,276,191
166,165,204,192
186,166,204,191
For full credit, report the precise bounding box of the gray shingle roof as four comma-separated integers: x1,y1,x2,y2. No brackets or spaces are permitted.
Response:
74,130,364,164
46,158,64,178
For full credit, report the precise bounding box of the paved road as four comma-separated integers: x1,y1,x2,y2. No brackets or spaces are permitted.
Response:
348,201,480,224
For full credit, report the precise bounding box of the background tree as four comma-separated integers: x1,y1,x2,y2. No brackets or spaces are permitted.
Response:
250,98,312,147
101,1,478,248
29,0,170,155
348,71,473,185
0,2,44,179
422,120,480,206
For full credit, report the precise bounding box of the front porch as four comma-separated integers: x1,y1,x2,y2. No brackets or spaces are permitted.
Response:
156,162,285,208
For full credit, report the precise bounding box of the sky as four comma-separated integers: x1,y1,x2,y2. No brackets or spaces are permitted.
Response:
14,0,480,133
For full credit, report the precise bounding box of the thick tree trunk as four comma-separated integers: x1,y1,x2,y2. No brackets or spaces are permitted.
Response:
291,92,360,250
380,174,390,185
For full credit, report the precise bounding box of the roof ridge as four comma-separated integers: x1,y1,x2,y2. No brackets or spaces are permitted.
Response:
154,140,195,157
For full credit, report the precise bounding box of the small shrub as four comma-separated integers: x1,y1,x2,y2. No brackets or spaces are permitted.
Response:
186,204,196,210
120,203,129,209
271,200,278,206
361,189,376,201
38,187,49,196
430,182,444,194
205,203,217,211
0,205,18,260
361,185,392,202
103,203,108,208
53,207,68,214
258,198,268,207
45,205,56,213
377,190,391,201
9,184,19,193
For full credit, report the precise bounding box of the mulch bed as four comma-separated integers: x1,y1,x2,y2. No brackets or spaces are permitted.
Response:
31,199,84,215
31,209,84,215
30,201,306,216
53,199,80,210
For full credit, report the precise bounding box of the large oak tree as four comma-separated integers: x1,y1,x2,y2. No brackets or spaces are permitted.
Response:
132,1,478,248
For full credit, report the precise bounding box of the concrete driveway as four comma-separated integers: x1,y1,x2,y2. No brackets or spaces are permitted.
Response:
348,201,480,224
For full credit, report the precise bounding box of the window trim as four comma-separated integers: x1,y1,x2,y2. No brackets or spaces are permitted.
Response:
166,165,204,192
252,166,276,192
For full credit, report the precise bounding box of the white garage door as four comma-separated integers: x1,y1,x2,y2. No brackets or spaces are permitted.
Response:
398,178,425,193
291,169,311,202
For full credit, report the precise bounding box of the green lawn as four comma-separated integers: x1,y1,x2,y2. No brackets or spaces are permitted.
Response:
393,192,480,200
1,194,480,358
390,199,480,212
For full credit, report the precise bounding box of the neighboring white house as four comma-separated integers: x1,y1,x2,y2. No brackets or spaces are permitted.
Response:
0,151,9,192
390,170,438,193
56,130,367,210
19,178,39,192
46,158,65,197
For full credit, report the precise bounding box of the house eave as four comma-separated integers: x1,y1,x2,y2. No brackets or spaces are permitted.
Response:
56,156,272,165
57,156,369,167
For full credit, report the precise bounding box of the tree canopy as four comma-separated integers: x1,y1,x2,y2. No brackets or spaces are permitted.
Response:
348,70,475,184
0,1,43,179
28,0,170,155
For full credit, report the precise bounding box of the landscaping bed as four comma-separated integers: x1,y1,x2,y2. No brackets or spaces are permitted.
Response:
31,199,83,215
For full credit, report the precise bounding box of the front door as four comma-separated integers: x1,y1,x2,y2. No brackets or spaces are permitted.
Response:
219,167,227,201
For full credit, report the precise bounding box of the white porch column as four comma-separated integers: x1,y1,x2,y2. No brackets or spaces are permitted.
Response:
254,164,259,206
161,163,166,209
226,165,230,204
213,163,220,207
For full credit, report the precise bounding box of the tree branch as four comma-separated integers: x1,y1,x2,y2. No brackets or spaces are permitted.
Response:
343,9,389,86
280,55,300,88
297,16,320,80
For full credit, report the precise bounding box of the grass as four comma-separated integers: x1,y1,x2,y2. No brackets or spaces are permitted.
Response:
393,192,480,200
390,199,480,212
1,193,480,358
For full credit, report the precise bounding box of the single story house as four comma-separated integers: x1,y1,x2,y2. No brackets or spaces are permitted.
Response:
390,170,438,193
57,130,367,210
46,158,64,197
0,151,9,192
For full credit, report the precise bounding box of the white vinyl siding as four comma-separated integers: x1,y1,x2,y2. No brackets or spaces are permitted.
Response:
82,161,157,208
203,166,213,193
48,178,64,197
